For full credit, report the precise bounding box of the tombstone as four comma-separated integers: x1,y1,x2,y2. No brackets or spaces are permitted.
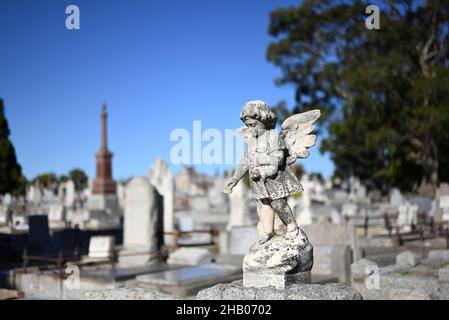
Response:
134,263,241,297
409,196,432,215
219,225,259,256
208,176,228,212
2,193,12,206
436,184,449,222
330,207,341,225
116,182,126,211
47,204,66,228
59,180,76,208
167,247,212,265
178,213,194,232
397,203,409,229
302,221,359,284
349,176,366,202
123,176,163,253
390,188,403,208
88,236,115,258
190,195,210,212
12,214,28,231
439,195,449,222
227,181,251,231
0,205,9,226
66,208,88,229
341,202,358,217
397,202,418,232
42,188,56,203
149,158,175,246
28,215,50,250
368,190,382,203
26,184,42,204
408,204,418,226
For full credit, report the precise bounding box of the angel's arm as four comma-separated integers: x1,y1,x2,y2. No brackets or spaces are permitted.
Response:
229,152,249,185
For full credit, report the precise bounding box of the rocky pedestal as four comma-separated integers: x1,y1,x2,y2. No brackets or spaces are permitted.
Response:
197,280,362,300
242,227,313,289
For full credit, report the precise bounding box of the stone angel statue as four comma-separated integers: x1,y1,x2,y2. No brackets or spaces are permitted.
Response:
223,100,321,244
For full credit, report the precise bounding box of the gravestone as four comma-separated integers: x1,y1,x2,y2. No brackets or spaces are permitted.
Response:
2,193,12,206
227,181,251,230
116,182,126,211
123,176,163,254
28,215,50,250
12,214,28,231
302,221,360,284
167,247,212,265
47,204,66,228
435,184,449,222
208,175,228,212
88,236,115,258
397,202,418,232
409,196,432,215
219,225,259,256
149,158,175,246
178,213,194,232
0,205,9,226
341,202,357,217
438,195,449,222
190,195,210,212
390,188,403,207
134,263,242,297
26,184,42,204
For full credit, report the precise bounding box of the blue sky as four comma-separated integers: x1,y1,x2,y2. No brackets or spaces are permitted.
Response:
0,0,334,181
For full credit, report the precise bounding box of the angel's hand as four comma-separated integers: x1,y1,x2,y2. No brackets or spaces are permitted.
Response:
251,167,261,179
223,180,236,194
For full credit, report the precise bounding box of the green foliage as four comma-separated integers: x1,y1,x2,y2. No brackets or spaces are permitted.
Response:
31,173,58,189
267,0,449,191
69,168,88,191
31,169,88,192
0,99,26,196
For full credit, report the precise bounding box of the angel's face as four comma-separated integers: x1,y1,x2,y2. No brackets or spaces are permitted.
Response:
244,117,265,129
244,117,266,137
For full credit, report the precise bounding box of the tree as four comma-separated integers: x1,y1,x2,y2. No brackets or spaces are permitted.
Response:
31,172,58,190
69,168,88,191
267,0,449,192
0,99,27,195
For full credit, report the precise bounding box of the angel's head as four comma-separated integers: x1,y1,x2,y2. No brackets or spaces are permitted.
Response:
240,100,277,131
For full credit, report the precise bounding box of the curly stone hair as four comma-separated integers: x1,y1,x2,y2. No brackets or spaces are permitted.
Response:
239,100,277,129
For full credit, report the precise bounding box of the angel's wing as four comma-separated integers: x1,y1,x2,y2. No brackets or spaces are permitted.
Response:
280,109,321,161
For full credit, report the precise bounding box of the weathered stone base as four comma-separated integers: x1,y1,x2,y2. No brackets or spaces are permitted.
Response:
243,271,311,289
197,280,362,300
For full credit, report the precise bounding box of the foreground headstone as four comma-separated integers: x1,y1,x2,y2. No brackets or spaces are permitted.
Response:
197,280,362,300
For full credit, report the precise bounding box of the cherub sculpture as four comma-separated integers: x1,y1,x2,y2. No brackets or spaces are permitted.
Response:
223,100,320,244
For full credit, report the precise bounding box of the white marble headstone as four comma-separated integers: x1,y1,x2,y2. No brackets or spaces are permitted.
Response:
124,176,161,252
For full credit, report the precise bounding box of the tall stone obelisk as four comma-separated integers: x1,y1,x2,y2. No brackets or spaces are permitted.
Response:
92,103,116,194
87,103,120,228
